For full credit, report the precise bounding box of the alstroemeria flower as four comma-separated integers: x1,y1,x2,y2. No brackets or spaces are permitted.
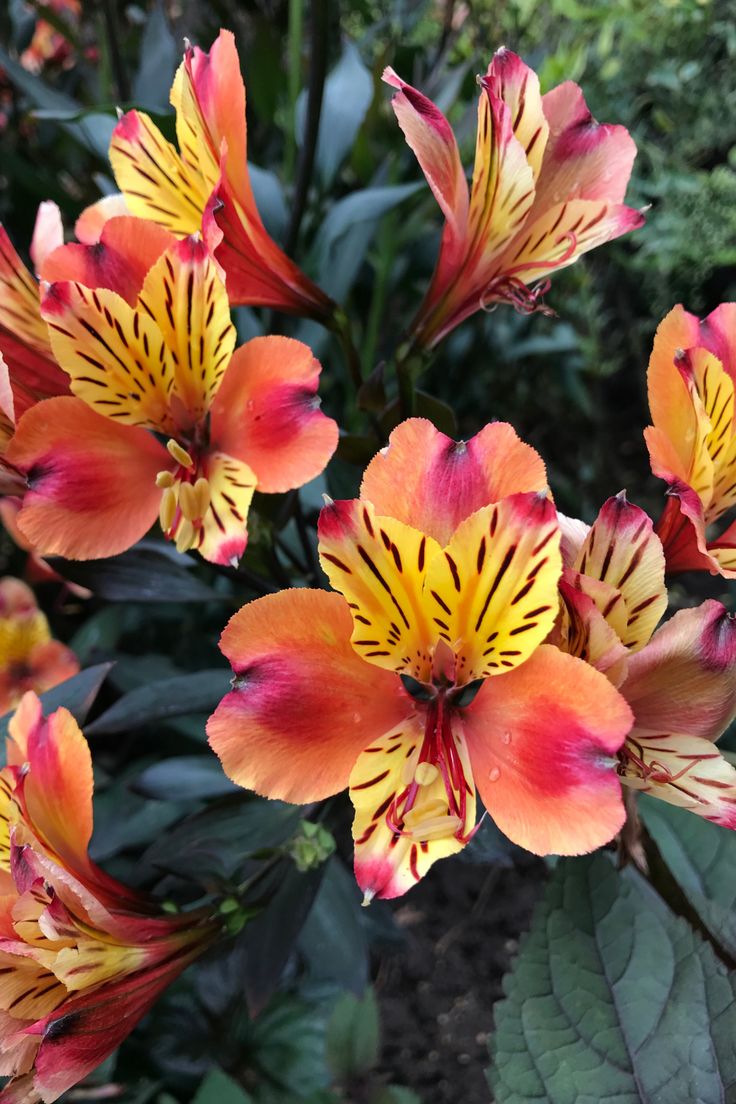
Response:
0,578,78,712
108,30,333,321
556,494,736,826
208,418,633,900
384,48,644,349
0,693,219,1103
0,203,70,417
6,223,338,564
644,304,736,577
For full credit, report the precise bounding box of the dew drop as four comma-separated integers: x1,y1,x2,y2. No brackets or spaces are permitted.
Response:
353,713,362,724
488,766,501,783
501,731,512,745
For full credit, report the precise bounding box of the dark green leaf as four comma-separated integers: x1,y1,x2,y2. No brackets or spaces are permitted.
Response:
90,786,192,861
192,1069,253,1104
312,183,422,301
490,852,736,1103
85,669,231,735
0,662,113,748
325,987,380,1081
380,390,457,437
132,2,178,111
369,1089,422,1104
249,163,288,241
640,796,736,961
132,756,238,800
48,543,227,602
299,858,369,992
297,42,373,187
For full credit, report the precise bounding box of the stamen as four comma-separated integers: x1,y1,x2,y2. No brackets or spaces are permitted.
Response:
405,814,463,842
414,762,439,786
193,477,211,517
175,520,195,553
156,470,175,489
159,487,177,532
178,481,200,522
167,439,195,469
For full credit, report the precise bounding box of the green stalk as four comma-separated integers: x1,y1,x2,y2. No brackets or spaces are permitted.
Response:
284,0,303,183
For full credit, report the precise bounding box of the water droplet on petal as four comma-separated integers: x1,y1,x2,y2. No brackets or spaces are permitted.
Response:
501,731,512,745
353,713,362,724
488,766,501,782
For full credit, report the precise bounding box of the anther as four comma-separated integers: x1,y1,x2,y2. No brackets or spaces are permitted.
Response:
414,762,439,786
178,481,200,522
159,487,177,533
156,470,175,489
167,439,195,469
175,519,195,553
193,477,211,517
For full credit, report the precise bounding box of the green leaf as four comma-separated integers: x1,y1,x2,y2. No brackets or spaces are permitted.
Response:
132,756,238,800
85,669,231,735
249,163,288,241
311,182,422,301
0,662,113,749
325,987,380,1082
369,1089,422,1104
490,853,736,1103
132,2,178,111
90,785,192,862
48,542,227,602
298,858,369,992
640,796,736,960
192,1069,253,1104
0,47,113,158
297,42,373,187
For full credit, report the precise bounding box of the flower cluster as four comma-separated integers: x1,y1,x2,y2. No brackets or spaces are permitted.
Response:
0,23,733,1100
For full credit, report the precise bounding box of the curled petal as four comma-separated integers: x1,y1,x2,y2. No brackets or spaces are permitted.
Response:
463,645,631,854
424,493,561,682
622,601,736,742
6,397,165,559
211,336,338,494
360,418,547,547
558,573,630,686
208,589,412,803
319,500,440,682
574,494,667,650
29,203,63,277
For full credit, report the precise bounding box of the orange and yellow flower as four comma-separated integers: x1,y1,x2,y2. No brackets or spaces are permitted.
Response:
0,578,77,713
6,219,338,564
644,304,736,577
107,30,334,322
0,693,218,1103
556,493,736,827
208,418,633,901
384,48,644,349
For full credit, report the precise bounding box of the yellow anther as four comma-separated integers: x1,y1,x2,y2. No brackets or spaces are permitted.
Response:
193,477,211,517
155,470,175,489
414,762,439,786
167,439,194,469
178,481,200,522
159,487,177,533
175,519,195,553
403,799,446,828
409,814,463,842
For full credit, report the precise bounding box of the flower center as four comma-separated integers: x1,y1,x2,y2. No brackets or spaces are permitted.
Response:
156,438,214,553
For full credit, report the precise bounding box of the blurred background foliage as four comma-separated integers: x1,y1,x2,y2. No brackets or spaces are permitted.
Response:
0,0,735,1101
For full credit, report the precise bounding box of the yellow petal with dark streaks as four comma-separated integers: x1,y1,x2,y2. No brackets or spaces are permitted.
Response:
0,949,67,1019
318,500,440,681
137,237,235,424
41,281,175,433
424,493,561,683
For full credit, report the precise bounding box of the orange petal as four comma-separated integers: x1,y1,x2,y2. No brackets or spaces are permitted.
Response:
207,589,412,802
463,645,631,854
41,216,174,306
137,235,235,425
573,494,667,650
41,279,175,433
351,712,475,901
621,601,736,742
210,336,338,493
26,641,79,695
6,397,165,559
318,499,441,682
74,194,130,244
360,418,547,547
424,493,561,682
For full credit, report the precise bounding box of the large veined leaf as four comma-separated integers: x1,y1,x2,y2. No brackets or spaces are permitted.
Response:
489,852,736,1103
640,795,736,962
